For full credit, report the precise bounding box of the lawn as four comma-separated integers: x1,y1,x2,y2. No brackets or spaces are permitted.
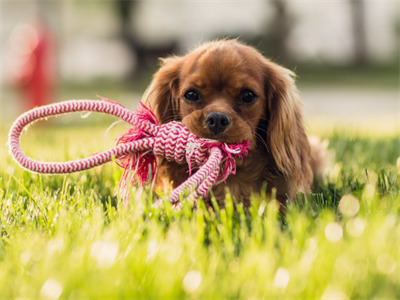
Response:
0,116,399,299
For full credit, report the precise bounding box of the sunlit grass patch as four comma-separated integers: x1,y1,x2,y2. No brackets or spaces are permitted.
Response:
0,125,399,299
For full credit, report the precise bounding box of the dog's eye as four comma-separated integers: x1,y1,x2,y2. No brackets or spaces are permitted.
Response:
239,89,257,104
183,89,200,103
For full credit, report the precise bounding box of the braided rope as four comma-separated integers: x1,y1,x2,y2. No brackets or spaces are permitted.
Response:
8,99,250,205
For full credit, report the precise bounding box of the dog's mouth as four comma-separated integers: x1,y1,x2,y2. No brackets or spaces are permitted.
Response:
200,134,240,145
181,111,254,145
186,124,252,145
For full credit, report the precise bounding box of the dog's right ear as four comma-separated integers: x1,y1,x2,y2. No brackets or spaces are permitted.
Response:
143,56,182,124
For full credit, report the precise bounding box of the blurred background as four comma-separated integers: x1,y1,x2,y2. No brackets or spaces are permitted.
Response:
1,0,399,134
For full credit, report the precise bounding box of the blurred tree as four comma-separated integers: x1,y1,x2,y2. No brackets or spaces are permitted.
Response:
114,0,178,78
393,13,400,51
349,0,368,66
269,0,292,63
251,0,293,65
115,0,145,77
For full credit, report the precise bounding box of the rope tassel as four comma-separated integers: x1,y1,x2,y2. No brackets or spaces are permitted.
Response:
8,99,250,206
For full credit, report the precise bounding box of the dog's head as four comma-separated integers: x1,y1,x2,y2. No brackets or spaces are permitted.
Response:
145,39,311,189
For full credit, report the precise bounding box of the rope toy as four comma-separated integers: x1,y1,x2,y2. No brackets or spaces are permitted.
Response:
8,98,250,206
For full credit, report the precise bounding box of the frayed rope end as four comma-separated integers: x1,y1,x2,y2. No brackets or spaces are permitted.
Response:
116,102,159,201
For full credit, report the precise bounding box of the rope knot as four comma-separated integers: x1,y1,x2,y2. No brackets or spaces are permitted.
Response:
153,122,212,170
153,121,190,164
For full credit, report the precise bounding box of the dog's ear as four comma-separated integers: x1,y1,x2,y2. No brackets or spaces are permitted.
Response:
143,56,182,124
263,61,313,194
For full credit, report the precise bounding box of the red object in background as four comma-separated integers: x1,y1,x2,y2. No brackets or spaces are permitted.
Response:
16,23,54,110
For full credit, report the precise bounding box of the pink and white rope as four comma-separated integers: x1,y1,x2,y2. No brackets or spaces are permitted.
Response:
8,99,249,205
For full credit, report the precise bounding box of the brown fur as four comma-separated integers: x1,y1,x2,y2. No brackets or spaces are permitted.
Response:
144,39,315,206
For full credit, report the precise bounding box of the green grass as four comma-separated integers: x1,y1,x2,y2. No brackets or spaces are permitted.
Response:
1,123,399,299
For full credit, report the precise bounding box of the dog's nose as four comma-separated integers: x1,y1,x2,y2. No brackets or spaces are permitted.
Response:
205,112,231,135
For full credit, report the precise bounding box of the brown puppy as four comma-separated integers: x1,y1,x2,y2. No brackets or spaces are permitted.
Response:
145,39,314,207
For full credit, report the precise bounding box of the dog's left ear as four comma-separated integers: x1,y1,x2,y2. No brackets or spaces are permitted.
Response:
143,56,183,124
263,61,313,195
